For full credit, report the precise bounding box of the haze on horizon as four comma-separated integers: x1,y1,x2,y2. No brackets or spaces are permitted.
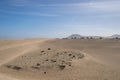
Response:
0,0,120,38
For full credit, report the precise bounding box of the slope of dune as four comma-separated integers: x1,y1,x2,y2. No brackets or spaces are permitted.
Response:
0,38,49,80
47,39,120,68
0,38,120,80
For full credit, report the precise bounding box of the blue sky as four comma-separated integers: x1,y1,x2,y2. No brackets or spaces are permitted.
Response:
0,0,120,38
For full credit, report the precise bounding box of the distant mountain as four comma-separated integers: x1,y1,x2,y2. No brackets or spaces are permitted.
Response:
67,34,82,39
111,34,120,38
63,34,120,39
66,34,103,39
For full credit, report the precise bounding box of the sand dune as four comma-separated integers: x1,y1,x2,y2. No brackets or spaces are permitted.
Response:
48,39,120,68
0,38,49,80
0,38,120,80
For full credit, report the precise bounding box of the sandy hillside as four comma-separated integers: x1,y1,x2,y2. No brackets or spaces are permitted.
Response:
47,39,120,68
0,38,49,80
0,38,120,80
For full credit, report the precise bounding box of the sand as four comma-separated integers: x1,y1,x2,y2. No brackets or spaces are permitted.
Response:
0,38,120,80
47,39,120,68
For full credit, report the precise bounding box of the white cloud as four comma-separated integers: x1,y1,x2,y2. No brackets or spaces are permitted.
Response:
56,1,120,15
44,1,120,15
82,1,120,12
4,0,120,17
11,0,120,12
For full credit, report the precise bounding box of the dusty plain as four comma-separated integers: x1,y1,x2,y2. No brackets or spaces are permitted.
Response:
0,38,120,80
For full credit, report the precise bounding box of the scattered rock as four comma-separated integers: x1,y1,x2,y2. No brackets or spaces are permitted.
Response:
41,50,45,53
62,60,65,63
44,72,46,74
48,48,51,50
5,49,84,71
66,62,71,66
44,53,46,54
58,65,66,70
69,64,71,66
6,65,12,68
36,63,40,66
31,66,39,70
72,55,76,58
45,59,48,61
64,51,67,53
6,65,22,70
51,60,56,63
12,66,22,70
69,54,72,56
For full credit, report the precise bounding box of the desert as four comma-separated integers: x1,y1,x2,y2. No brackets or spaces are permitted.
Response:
0,38,120,80
1,0,120,80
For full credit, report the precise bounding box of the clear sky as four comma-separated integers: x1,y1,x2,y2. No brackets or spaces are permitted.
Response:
0,0,120,38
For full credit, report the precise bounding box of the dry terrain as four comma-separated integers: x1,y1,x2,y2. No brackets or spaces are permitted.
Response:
0,38,120,80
